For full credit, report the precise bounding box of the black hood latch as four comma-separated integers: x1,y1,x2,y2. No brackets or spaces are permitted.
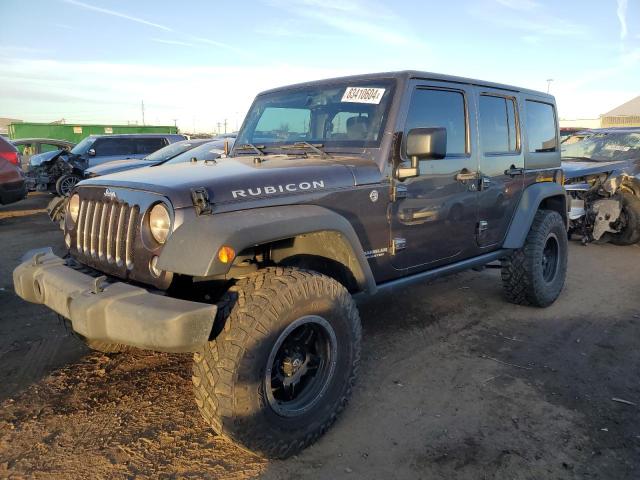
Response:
191,187,213,215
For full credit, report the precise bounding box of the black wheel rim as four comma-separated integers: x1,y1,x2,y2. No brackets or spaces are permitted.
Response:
265,315,337,418
60,176,79,196
541,233,559,283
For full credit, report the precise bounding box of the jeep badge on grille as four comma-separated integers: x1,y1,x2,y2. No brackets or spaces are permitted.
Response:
104,188,117,200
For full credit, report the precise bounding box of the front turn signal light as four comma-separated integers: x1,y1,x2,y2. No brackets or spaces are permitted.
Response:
218,246,235,264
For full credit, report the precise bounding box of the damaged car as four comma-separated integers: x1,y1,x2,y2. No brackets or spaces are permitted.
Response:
27,134,186,196
562,128,640,245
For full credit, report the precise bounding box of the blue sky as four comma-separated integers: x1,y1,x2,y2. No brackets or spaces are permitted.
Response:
1,0,639,132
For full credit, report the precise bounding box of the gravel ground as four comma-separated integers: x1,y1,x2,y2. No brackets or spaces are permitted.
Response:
1,194,639,479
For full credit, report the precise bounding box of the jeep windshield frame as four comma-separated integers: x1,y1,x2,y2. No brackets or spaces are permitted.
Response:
234,79,397,155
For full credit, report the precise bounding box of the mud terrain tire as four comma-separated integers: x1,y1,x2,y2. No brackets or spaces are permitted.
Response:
501,209,568,307
609,193,640,246
192,267,361,458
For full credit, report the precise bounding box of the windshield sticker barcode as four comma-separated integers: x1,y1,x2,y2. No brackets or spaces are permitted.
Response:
341,87,386,104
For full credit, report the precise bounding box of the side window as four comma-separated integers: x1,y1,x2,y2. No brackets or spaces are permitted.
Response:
136,138,166,154
526,101,557,153
92,138,132,156
479,95,518,153
405,88,467,155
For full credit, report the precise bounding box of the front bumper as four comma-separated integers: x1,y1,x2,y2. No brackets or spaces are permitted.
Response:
13,249,217,352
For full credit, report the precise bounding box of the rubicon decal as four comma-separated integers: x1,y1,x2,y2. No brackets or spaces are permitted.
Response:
232,180,325,199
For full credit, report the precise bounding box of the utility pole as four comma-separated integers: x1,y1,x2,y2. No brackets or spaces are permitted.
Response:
172,118,178,130
217,122,222,135
546,79,554,93
223,118,228,134
141,100,146,126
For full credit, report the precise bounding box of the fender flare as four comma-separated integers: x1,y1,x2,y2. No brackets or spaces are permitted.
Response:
158,205,377,294
502,182,567,249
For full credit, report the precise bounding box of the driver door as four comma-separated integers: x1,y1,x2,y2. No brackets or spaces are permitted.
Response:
390,83,480,271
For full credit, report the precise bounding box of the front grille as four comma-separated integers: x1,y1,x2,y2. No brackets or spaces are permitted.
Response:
76,198,140,270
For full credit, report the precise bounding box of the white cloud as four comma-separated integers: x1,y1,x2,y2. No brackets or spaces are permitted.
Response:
63,0,173,31
151,38,196,48
495,0,540,11
617,0,628,40
265,0,424,47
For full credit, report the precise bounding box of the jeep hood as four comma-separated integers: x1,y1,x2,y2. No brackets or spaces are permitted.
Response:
78,155,381,208
86,158,158,177
561,159,627,180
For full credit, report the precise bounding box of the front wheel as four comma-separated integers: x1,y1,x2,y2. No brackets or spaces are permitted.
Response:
56,174,82,196
192,267,361,458
501,209,568,307
608,193,640,246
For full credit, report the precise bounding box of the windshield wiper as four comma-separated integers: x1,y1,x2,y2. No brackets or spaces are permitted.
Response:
280,142,331,158
235,143,266,155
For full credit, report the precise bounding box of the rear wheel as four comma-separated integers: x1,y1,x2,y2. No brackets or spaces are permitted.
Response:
608,193,640,246
56,174,81,196
192,267,361,458
501,209,568,307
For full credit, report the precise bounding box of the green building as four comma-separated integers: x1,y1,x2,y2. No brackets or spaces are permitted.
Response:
8,122,179,143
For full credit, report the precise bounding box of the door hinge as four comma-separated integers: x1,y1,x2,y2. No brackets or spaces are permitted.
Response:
477,220,488,234
390,237,407,255
391,183,408,201
191,187,212,215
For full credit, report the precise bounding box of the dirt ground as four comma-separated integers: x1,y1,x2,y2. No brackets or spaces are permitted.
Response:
1,194,639,479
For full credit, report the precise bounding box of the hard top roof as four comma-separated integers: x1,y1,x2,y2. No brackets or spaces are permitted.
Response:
258,70,552,99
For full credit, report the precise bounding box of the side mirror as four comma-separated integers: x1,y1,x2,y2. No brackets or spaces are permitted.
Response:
87,148,96,157
397,127,447,180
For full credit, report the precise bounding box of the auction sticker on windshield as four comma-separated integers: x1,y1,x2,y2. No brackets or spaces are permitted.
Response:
342,87,386,104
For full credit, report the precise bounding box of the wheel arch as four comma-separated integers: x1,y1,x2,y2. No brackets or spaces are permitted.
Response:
158,205,377,294
503,181,567,249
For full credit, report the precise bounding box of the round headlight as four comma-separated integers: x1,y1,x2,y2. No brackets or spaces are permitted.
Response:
149,203,171,244
68,194,80,223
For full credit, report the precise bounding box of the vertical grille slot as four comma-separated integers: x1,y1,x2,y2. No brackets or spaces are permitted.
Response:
106,202,118,263
125,206,139,270
98,202,110,260
83,201,95,255
115,204,128,267
76,200,87,252
90,202,102,257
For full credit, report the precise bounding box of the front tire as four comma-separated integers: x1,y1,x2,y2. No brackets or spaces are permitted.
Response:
192,267,361,458
56,174,81,196
501,209,568,307
608,193,640,246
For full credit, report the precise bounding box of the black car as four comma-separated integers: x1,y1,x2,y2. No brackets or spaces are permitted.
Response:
562,127,640,244
84,138,215,178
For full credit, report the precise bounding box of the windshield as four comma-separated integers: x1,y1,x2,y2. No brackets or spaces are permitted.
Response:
164,140,227,165
235,79,395,153
144,141,199,162
70,136,95,155
562,132,640,161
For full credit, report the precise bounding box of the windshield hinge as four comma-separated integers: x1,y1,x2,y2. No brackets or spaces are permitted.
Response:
191,187,212,215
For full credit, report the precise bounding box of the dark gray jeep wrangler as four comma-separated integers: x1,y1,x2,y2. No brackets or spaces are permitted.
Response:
14,71,568,458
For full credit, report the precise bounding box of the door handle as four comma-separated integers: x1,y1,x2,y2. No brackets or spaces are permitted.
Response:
455,170,478,182
504,166,524,177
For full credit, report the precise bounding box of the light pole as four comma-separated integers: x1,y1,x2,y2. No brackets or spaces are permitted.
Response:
546,78,554,93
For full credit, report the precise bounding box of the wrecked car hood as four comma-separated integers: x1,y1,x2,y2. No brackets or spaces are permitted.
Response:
561,159,628,180
86,159,158,177
78,155,382,208
29,150,64,167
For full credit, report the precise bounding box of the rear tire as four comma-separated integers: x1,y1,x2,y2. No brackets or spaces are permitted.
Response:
192,267,361,458
501,209,568,307
608,193,640,246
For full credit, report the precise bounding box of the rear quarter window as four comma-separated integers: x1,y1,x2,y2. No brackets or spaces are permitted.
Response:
526,101,557,153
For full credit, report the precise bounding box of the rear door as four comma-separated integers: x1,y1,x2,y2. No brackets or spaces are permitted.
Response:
476,90,525,247
390,82,479,270
135,137,167,158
